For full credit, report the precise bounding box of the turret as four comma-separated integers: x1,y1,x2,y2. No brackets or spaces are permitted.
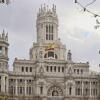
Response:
0,30,9,59
0,30,9,93
36,4,58,44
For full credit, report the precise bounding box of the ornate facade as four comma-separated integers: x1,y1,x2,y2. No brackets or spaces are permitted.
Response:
0,4,100,100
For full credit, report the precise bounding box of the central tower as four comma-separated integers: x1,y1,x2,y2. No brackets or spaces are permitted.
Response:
30,4,66,61
36,4,58,43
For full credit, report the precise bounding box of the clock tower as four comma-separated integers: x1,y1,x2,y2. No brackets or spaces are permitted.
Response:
30,4,66,61
36,4,58,44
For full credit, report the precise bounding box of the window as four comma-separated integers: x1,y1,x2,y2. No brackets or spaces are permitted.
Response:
22,67,24,72
55,54,57,59
40,86,43,95
0,46,2,54
74,69,76,73
49,25,51,33
20,87,23,94
77,88,80,95
50,66,52,72
30,67,32,72
51,34,53,40
62,67,64,72
46,34,48,40
48,52,54,58
52,25,53,33
69,87,72,95
58,67,60,72
26,67,28,72
46,66,49,72
29,87,31,95
81,69,83,74
77,69,79,74
54,66,56,72
46,25,48,33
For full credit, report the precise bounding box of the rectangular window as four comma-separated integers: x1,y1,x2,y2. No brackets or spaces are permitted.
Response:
0,46,2,54
62,67,64,72
46,66,49,72
22,67,24,72
77,69,79,74
46,34,48,40
58,67,60,72
26,67,28,72
51,34,53,40
30,67,32,72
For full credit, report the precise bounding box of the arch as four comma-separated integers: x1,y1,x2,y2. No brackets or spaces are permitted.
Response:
44,51,58,59
47,86,63,96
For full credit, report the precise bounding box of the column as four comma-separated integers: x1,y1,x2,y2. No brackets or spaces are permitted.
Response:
15,79,18,95
1,75,5,93
25,80,27,95
6,76,9,93
2,47,5,55
90,82,91,97
82,81,83,96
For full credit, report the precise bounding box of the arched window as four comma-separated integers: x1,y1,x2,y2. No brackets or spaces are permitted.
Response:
44,52,58,59
48,52,54,58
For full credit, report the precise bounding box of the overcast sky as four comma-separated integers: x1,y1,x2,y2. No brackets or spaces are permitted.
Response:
0,0,100,71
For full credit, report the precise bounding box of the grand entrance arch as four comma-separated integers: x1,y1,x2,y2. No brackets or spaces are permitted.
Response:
47,86,64,100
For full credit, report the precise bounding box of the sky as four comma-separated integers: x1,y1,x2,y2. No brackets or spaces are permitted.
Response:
0,0,100,71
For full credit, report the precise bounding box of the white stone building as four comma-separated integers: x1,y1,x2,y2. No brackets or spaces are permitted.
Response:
0,4,100,100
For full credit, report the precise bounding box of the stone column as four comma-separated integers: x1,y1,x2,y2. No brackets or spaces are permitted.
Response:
25,80,27,95
6,76,9,93
82,81,83,96
2,47,5,55
90,82,91,97
1,75,5,93
15,79,18,95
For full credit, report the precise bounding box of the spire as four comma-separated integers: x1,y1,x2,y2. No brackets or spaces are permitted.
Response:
67,50,72,61
52,4,56,13
2,29,5,39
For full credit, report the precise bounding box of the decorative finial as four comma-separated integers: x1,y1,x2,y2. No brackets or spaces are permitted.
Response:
41,4,43,12
43,3,46,12
52,4,55,12
47,5,48,11
6,32,8,41
2,29,5,39
2,29,5,34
